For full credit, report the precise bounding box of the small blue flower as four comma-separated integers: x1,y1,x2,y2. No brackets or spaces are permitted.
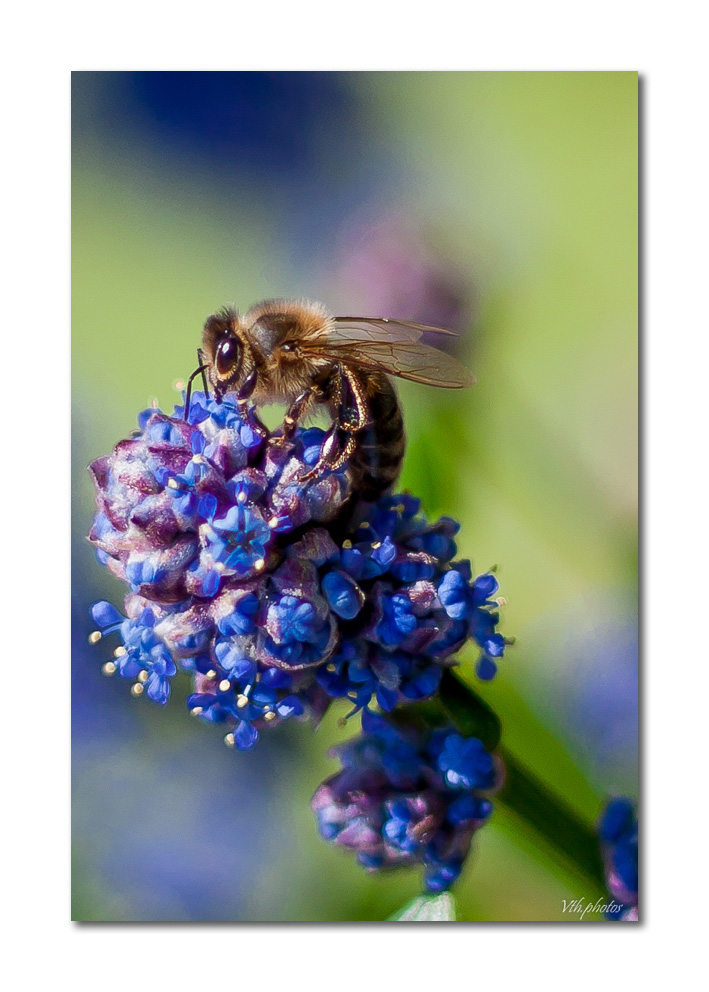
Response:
438,569,470,620
214,637,257,681
209,504,272,573
376,591,418,646
216,591,259,636
144,653,178,704
438,568,505,678
437,733,495,790
321,571,364,620
90,600,178,704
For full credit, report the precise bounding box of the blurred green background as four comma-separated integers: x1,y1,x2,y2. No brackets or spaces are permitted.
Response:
72,71,637,921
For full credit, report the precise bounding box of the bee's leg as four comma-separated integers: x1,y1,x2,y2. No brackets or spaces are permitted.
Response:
237,368,268,438
299,424,359,481
299,368,363,481
269,385,323,446
339,366,369,433
323,429,358,471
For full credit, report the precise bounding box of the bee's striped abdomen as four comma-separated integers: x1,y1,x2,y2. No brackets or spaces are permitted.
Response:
351,374,406,500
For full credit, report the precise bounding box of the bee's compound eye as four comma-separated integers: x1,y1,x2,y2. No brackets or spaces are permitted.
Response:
216,336,240,376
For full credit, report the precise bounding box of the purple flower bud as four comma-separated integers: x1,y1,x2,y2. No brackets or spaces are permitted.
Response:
311,712,502,891
599,799,638,919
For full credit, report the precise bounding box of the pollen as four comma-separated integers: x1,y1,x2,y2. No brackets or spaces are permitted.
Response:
205,669,217,679
236,694,249,708
268,516,280,529
191,706,204,716
264,711,277,722
101,661,117,676
342,540,353,549
237,490,247,504
254,559,265,572
218,679,231,692
137,670,149,683
224,733,235,748
131,683,144,697
114,645,126,658
496,596,508,607
167,478,180,489
371,541,382,549
174,379,185,391
88,631,102,644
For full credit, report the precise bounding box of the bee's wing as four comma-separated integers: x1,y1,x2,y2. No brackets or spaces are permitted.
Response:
305,317,475,388
332,316,459,338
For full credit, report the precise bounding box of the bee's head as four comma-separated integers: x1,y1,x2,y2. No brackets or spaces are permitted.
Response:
201,308,251,399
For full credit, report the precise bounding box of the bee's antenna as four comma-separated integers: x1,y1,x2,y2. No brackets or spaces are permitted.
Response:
196,348,210,397
184,363,209,422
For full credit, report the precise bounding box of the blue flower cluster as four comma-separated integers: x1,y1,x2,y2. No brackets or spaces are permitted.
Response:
598,798,638,921
311,711,503,892
88,393,507,753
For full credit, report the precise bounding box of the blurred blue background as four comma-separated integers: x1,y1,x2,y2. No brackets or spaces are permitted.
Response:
72,71,637,921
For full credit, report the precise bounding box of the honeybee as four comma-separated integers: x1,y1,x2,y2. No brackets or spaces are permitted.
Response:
186,299,474,499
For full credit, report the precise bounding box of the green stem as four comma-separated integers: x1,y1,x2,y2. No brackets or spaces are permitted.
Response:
497,747,605,890
438,669,605,892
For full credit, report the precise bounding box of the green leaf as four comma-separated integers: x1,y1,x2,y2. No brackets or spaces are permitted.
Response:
388,893,457,921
